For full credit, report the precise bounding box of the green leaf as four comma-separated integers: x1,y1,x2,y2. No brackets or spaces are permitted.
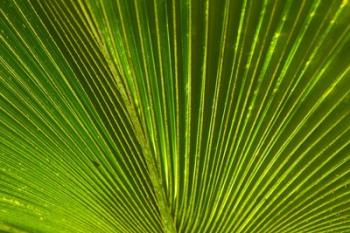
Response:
1,0,350,232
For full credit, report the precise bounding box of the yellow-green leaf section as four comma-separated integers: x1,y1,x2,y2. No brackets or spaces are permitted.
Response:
1,0,350,232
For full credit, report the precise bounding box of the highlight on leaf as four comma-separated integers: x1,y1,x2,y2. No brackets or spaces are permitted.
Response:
1,0,350,232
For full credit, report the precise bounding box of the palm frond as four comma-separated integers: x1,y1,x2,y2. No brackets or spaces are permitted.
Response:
1,0,350,232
